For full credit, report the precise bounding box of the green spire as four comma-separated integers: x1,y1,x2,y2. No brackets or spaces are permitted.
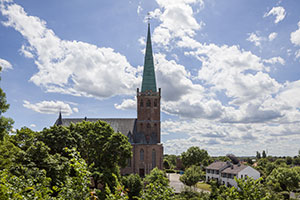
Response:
141,23,157,92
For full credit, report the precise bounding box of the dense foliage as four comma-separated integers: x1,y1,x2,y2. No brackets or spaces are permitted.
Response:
181,146,210,168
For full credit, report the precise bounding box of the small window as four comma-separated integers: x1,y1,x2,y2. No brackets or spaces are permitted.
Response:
241,175,243,179
152,149,156,168
154,99,157,107
146,99,151,107
147,123,151,128
140,99,144,107
140,149,144,161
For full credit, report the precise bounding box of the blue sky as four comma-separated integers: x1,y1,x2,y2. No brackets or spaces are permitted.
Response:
1,0,300,156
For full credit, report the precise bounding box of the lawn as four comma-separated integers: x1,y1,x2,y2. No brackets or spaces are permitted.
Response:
196,182,211,192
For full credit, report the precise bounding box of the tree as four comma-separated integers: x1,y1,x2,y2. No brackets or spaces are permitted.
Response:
216,177,282,200
138,181,175,200
262,150,267,158
0,67,14,141
163,154,177,169
144,167,169,187
121,174,143,200
179,165,204,188
181,146,209,168
256,151,261,160
40,120,132,193
266,167,300,193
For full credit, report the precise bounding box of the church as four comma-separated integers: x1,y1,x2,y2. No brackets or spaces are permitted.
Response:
55,23,163,177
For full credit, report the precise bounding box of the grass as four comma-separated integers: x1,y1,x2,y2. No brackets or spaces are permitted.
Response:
196,182,211,192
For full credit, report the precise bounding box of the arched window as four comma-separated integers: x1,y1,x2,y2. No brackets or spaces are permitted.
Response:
146,99,151,107
140,149,144,161
152,149,156,168
140,99,144,107
154,99,157,107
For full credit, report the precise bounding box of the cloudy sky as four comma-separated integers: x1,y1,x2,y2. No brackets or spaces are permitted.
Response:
1,0,300,156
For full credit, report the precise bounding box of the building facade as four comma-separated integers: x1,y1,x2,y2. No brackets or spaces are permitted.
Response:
55,23,163,177
206,161,260,188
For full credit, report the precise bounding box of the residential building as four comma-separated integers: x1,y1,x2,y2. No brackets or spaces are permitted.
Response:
206,161,260,188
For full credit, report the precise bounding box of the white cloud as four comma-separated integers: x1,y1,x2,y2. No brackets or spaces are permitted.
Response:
268,32,278,41
295,50,300,59
114,97,136,110
72,107,79,113
138,36,145,46
247,32,263,47
23,100,76,115
0,58,12,70
151,0,204,48
137,4,143,15
0,2,140,99
264,6,286,24
291,21,300,46
263,56,285,65
30,124,36,128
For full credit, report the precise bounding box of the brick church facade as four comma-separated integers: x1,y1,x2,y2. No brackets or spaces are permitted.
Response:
55,23,163,177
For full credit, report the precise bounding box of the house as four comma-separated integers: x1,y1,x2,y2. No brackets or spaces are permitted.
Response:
54,23,163,177
206,161,260,188
205,161,231,183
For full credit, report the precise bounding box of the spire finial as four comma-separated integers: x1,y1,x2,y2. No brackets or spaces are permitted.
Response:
147,12,151,25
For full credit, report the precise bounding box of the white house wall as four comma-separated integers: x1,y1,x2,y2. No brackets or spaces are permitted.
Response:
238,166,260,180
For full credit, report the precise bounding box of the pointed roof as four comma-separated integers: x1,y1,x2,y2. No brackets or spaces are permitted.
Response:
56,111,63,126
141,23,157,92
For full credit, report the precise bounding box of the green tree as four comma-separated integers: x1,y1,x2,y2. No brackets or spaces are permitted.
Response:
138,181,175,200
0,67,14,141
164,154,177,169
256,151,261,160
181,146,209,168
40,120,132,192
286,156,293,165
266,167,300,193
179,165,204,188
262,150,267,158
121,174,143,200
216,177,282,200
144,167,169,187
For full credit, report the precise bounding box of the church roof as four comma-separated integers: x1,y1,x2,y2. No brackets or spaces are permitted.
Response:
54,117,136,137
141,23,157,92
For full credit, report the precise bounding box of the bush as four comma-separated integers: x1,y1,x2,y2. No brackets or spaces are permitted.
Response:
121,174,142,200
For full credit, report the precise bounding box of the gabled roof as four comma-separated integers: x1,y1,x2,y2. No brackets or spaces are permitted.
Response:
141,23,157,92
222,164,248,174
206,161,229,170
54,118,136,137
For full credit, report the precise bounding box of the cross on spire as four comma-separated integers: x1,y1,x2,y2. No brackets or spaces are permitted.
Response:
147,12,151,24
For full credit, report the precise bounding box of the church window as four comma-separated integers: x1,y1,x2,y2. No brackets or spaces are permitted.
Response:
140,99,144,107
146,99,151,107
154,99,157,107
127,158,131,167
140,149,144,161
152,149,156,168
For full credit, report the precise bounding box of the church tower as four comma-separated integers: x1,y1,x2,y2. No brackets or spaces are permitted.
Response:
132,23,163,176
136,23,161,144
